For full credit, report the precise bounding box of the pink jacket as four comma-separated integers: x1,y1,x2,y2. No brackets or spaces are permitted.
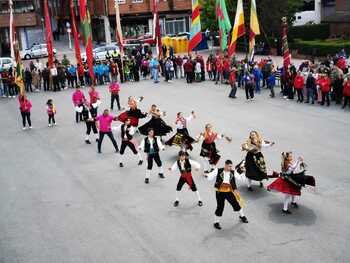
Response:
19,98,32,112
72,90,86,106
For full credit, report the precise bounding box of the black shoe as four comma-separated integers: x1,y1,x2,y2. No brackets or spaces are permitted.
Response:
213,222,222,230
138,160,143,166
96,138,99,142
239,216,248,223
158,173,165,178
198,200,203,207
144,178,149,184
85,139,91,144
259,182,263,188
115,149,119,153
119,162,124,168
173,200,179,207
204,170,209,174
282,209,292,214
248,186,253,192
98,150,101,154
291,202,298,208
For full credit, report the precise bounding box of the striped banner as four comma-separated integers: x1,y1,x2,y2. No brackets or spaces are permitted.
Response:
9,0,14,59
228,0,245,57
249,0,260,58
188,0,202,52
281,17,290,69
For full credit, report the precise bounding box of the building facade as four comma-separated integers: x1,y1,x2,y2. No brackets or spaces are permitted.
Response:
321,0,350,36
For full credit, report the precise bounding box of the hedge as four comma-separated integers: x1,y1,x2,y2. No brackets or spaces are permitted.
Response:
291,39,350,57
289,24,330,41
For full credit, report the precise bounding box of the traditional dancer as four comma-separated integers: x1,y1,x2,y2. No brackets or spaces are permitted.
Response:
267,152,316,214
241,131,275,191
72,85,86,123
115,118,143,167
118,96,147,127
139,128,165,184
46,99,57,127
169,151,203,207
82,102,98,144
96,109,119,153
138,104,173,137
165,111,196,151
89,86,101,116
207,160,248,230
198,124,232,173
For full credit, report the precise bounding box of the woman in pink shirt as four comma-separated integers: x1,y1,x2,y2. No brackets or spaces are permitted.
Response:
89,86,100,116
72,86,86,123
96,109,119,153
19,94,32,130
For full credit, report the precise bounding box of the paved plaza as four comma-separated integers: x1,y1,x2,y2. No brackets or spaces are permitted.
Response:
0,78,349,263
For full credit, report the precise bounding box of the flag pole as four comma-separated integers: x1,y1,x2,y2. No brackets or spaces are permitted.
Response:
114,0,124,82
9,0,15,59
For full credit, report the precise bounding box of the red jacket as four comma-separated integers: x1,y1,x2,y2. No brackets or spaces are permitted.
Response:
183,61,193,73
343,81,350,97
317,77,331,93
294,75,304,89
19,97,32,112
229,70,236,84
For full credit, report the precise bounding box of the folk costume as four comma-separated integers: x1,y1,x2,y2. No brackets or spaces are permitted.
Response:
198,125,231,173
118,96,147,127
241,131,274,191
82,103,98,144
139,132,165,184
169,152,202,207
207,162,248,230
165,112,196,151
138,106,173,136
267,152,316,214
114,122,143,167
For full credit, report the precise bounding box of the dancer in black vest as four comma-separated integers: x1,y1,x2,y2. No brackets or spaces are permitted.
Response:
82,103,98,144
169,151,202,207
116,118,143,167
207,160,248,229
139,128,165,184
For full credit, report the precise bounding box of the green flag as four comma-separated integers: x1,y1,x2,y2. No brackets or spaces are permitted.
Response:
216,0,232,51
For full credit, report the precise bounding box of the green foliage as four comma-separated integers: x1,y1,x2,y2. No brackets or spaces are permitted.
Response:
291,39,350,57
289,24,330,41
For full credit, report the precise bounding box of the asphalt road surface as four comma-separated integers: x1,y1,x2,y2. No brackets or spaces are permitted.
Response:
0,78,349,263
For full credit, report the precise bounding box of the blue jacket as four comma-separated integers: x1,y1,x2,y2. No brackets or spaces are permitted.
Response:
267,74,276,87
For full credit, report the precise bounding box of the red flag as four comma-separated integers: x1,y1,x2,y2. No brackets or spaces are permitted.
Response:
44,0,54,67
70,0,82,66
152,0,162,57
79,0,94,80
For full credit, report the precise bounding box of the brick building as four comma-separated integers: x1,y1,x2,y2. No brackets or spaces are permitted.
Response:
321,0,350,36
0,0,192,56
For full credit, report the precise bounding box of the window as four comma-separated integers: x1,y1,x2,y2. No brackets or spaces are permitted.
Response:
117,0,126,3
132,0,143,3
165,18,186,35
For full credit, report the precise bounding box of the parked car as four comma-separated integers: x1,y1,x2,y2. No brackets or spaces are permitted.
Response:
0,57,15,70
81,44,120,62
20,44,57,60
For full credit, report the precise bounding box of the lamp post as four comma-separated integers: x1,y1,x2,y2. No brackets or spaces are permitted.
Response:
41,17,45,42
66,21,72,49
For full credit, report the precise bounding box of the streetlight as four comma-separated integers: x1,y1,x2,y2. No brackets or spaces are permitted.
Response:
41,17,45,42
66,21,72,49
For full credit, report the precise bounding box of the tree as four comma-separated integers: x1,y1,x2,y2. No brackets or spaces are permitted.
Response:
199,0,304,35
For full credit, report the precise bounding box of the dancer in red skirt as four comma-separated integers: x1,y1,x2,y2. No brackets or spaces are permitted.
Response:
169,151,202,207
267,152,316,214
118,96,147,127
197,124,232,174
